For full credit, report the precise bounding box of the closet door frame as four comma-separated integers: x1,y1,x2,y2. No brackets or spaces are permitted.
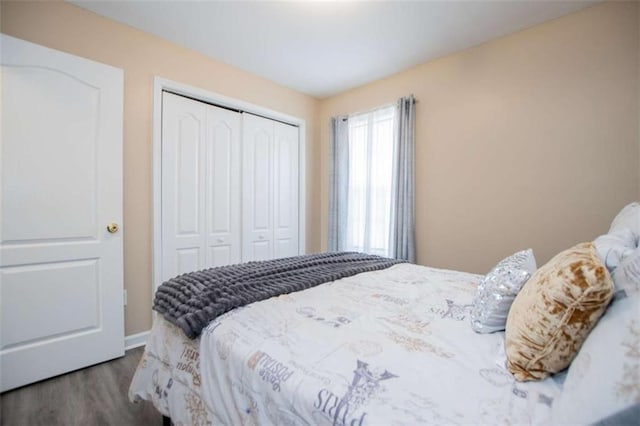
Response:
151,77,306,295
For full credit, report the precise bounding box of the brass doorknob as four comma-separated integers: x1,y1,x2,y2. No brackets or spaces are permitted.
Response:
106,223,119,233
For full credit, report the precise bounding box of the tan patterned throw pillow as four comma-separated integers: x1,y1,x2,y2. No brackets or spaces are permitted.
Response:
505,242,614,381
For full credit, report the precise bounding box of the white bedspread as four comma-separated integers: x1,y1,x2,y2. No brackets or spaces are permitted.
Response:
131,263,562,425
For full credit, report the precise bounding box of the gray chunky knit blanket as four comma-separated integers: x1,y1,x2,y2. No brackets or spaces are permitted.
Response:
153,252,404,339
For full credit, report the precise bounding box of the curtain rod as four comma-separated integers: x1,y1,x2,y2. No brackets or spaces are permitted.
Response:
340,96,417,121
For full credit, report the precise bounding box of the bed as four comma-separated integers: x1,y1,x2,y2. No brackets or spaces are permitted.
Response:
130,204,640,425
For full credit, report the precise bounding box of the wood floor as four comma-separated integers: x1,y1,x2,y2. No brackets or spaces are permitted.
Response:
0,347,162,426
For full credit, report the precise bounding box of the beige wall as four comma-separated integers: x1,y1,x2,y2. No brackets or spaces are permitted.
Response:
320,1,640,274
0,0,322,335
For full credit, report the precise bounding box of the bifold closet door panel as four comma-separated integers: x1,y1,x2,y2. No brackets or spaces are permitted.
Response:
273,121,299,258
242,113,275,262
242,114,300,262
161,92,241,281
204,105,241,268
162,93,206,280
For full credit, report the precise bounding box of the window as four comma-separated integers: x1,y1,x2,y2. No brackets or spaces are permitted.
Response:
345,106,395,257
329,95,415,262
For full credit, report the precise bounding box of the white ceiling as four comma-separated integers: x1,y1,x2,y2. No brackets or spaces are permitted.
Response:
71,0,599,99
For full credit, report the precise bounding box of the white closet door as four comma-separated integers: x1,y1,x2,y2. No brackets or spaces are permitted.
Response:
242,114,300,262
273,122,299,258
162,93,206,279
161,92,241,281
205,104,241,267
242,114,274,261
0,34,124,391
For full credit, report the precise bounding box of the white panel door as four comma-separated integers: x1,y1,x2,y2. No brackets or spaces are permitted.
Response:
161,93,241,281
273,122,299,258
0,34,124,392
205,101,241,268
242,114,274,262
162,93,206,280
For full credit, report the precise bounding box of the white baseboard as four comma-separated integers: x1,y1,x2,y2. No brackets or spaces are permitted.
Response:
125,330,150,351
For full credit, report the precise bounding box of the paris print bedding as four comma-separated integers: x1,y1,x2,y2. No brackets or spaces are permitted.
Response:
130,263,562,425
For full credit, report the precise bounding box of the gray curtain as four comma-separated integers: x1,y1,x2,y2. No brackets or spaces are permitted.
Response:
389,95,416,262
327,116,350,251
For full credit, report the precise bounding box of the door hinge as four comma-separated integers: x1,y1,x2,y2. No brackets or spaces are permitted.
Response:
124,289,128,306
